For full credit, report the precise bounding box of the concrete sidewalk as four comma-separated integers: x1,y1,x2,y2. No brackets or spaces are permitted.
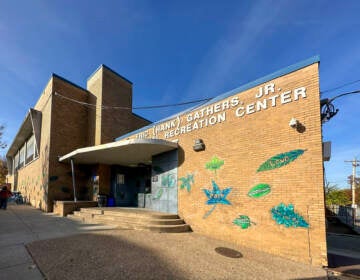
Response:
4,203,358,280
0,204,115,280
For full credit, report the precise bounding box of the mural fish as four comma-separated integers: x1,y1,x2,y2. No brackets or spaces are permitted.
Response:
248,184,271,198
271,203,309,228
257,149,305,172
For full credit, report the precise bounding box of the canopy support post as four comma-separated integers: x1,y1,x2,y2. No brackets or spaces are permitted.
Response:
70,158,77,202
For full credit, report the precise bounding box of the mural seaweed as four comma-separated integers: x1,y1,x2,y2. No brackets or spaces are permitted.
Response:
257,149,305,172
271,203,309,228
248,183,271,198
161,173,176,188
203,180,231,219
179,174,194,192
233,215,255,229
205,156,224,175
152,188,164,200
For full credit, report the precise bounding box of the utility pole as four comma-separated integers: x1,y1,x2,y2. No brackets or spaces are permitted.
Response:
345,157,359,226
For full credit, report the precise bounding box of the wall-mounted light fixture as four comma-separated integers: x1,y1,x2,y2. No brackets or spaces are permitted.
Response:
289,117,299,128
193,139,205,152
289,117,306,133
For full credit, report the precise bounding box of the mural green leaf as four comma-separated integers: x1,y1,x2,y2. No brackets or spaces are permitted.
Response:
233,215,255,229
248,184,271,198
257,149,305,172
205,156,224,174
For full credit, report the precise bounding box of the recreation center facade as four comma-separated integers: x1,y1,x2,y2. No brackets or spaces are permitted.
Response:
6,56,327,266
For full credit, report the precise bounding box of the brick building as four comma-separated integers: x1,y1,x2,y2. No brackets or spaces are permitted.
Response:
7,56,327,266
6,65,150,211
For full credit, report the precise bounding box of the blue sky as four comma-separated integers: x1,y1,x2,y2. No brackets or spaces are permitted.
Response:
1,0,360,188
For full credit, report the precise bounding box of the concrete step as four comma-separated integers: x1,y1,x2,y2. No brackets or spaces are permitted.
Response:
70,207,192,233
92,216,185,226
67,214,85,223
89,213,184,224
102,210,179,220
79,208,103,215
140,224,192,233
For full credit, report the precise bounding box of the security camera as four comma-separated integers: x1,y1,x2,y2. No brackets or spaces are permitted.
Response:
289,118,298,128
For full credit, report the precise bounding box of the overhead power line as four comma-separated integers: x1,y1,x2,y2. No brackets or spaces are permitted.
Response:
54,92,213,110
321,79,360,94
55,81,360,115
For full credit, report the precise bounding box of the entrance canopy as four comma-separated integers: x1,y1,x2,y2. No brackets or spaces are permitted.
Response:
59,138,178,166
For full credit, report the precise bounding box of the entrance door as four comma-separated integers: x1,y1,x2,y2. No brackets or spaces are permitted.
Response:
111,166,151,207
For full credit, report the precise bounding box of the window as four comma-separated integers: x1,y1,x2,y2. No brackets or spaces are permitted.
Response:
12,134,39,171
19,145,25,168
26,135,35,163
14,152,19,170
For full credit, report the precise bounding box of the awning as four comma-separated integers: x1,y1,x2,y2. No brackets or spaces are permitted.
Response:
58,138,178,165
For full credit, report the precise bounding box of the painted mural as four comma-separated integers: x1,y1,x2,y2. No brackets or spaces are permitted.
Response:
205,156,224,175
179,174,194,192
271,203,309,228
233,215,255,229
257,149,306,172
203,180,232,219
247,183,271,198
152,173,176,200
161,173,177,188
150,150,178,214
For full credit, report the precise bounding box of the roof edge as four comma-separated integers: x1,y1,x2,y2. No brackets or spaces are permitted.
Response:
6,109,33,157
52,73,89,93
87,64,133,84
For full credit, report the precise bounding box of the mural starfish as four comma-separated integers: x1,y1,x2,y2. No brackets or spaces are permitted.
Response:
203,180,232,218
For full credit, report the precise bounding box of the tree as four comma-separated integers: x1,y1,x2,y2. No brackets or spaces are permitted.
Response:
0,125,6,149
0,125,7,184
0,156,7,184
324,182,351,206
347,175,360,189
